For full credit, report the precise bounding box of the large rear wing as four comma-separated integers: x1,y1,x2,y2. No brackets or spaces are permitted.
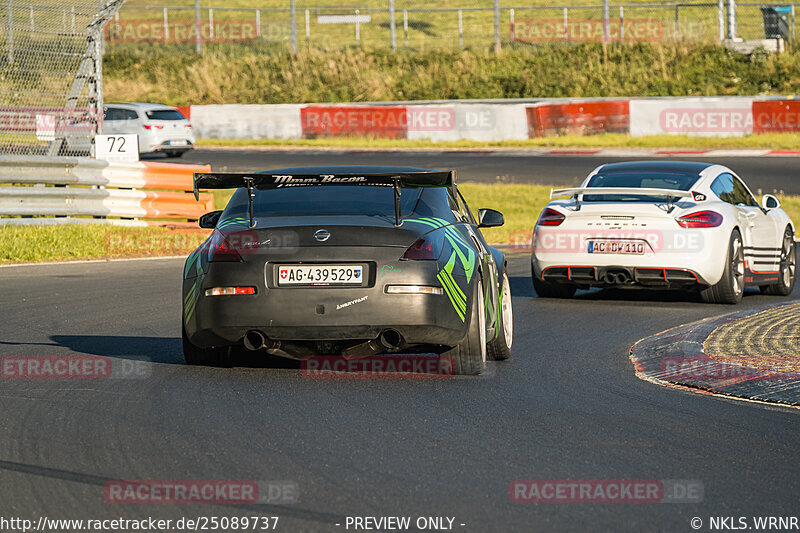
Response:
193,170,455,228
550,187,693,200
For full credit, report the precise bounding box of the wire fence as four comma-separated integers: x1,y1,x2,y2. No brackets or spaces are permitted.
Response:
0,0,123,156
107,1,797,52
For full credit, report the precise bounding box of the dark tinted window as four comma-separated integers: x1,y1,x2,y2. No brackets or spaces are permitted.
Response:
146,109,185,121
711,173,756,206
221,186,455,221
584,170,699,202
122,109,139,120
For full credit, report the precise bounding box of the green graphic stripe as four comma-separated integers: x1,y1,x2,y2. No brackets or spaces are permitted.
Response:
437,272,465,322
440,270,466,312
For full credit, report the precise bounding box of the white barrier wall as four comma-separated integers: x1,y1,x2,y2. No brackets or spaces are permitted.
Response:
629,98,756,137
405,104,529,142
191,104,303,140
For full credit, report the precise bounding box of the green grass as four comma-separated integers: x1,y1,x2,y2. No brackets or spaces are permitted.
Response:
104,43,800,105
198,133,800,150
0,225,209,264
2,184,797,263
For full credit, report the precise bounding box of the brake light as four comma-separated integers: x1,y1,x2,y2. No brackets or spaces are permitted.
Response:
205,286,256,296
676,210,723,228
143,124,164,130
537,208,566,226
208,231,242,262
402,233,443,260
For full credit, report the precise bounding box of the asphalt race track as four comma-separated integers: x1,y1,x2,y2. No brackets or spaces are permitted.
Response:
0,252,798,531
169,149,800,194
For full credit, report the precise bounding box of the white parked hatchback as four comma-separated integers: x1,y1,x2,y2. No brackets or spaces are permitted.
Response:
102,102,195,157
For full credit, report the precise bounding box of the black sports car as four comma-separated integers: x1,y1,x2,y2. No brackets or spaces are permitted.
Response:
182,166,513,375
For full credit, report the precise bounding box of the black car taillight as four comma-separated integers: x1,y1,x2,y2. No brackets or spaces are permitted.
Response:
537,207,566,226
208,231,242,262
402,232,444,260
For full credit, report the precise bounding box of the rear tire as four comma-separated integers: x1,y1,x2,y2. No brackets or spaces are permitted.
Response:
487,271,513,361
166,150,184,158
444,278,487,375
701,229,744,304
761,226,796,296
532,275,577,298
182,323,224,365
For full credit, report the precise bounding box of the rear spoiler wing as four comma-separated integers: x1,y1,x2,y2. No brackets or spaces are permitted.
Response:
193,170,455,228
550,187,693,200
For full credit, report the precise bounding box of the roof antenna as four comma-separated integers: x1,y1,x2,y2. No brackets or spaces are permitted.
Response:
392,176,402,227
243,176,256,228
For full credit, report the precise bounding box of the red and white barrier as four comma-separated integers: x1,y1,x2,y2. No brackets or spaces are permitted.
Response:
188,97,800,142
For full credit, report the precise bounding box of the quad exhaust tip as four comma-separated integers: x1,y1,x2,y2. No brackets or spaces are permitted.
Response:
604,271,631,285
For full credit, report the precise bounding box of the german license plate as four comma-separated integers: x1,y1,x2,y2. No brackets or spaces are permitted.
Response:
277,265,364,286
588,240,645,255
168,140,187,146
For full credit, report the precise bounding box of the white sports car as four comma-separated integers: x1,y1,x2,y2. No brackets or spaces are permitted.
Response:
530,161,796,304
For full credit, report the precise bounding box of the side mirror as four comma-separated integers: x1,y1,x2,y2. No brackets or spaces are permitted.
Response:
198,210,223,229
478,208,505,228
762,194,780,210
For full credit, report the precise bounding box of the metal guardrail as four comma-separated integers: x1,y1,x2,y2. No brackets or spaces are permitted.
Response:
0,156,214,224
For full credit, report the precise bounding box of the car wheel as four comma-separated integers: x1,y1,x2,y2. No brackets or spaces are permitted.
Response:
166,150,183,158
701,229,744,304
532,275,577,298
761,226,796,296
444,277,487,375
487,270,513,361
182,323,224,365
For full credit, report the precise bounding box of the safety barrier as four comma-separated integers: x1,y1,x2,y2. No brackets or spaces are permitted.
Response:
0,155,213,225
188,97,800,141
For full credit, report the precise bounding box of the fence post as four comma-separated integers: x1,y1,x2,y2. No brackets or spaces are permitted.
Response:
290,0,297,54
256,10,260,38
792,5,795,41
305,9,310,40
29,5,32,32
458,9,463,47
727,0,736,39
717,0,724,41
509,8,514,43
619,6,623,42
6,0,13,64
355,9,360,42
71,6,75,34
493,0,501,53
603,0,610,43
163,7,168,42
389,0,396,52
563,7,568,42
208,8,214,40
194,0,201,54
404,9,408,47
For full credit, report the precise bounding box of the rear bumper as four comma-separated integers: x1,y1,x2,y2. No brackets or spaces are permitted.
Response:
184,259,470,350
530,226,728,286
536,264,703,287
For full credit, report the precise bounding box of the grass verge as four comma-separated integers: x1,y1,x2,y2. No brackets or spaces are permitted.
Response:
0,225,209,264
198,133,800,151
2,185,797,263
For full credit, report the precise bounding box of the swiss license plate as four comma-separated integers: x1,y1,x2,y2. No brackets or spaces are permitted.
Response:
588,240,645,255
277,265,364,286
168,140,187,146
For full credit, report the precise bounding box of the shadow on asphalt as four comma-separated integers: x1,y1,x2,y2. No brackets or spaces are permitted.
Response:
46,335,301,369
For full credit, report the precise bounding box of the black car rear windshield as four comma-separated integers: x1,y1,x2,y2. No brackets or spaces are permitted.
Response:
221,186,450,220
584,171,699,202
145,109,185,121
